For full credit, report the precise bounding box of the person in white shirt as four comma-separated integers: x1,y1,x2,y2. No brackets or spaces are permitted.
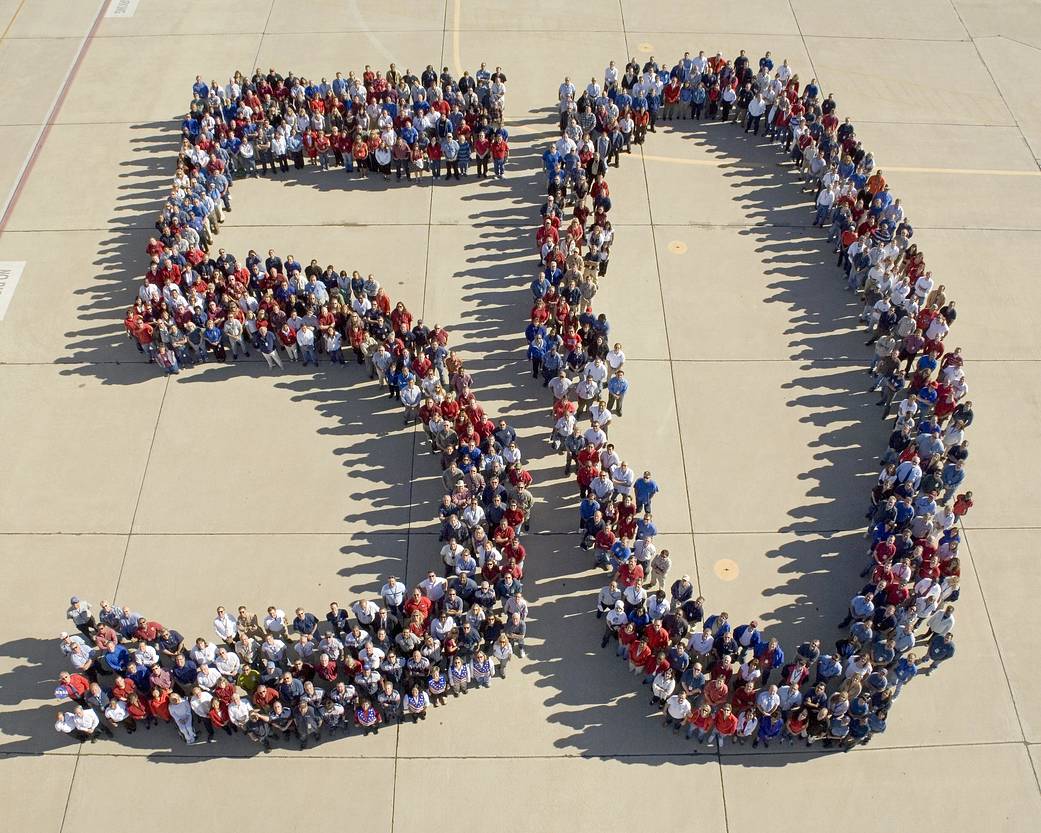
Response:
597,580,622,617
134,641,159,668
589,400,612,433
606,343,625,372
611,461,636,497
380,578,407,614
264,607,289,639
213,606,238,645
663,691,692,732
583,423,607,449
650,668,676,706
190,687,216,742
351,598,380,628
57,706,100,743
735,710,759,745
214,647,241,679
755,685,781,716
190,638,217,667
227,695,250,729
420,572,448,605
195,663,222,691
590,471,614,502
104,698,130,733
261,635,287,664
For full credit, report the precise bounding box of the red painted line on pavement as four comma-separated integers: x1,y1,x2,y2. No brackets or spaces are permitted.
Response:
0,0,108,234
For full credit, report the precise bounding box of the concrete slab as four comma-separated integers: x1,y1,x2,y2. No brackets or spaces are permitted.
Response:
973,34,1041,163
1,0,1039,823
791,0,968,41
654,223,864,361
640,121,817,227
456,0,622,32
957,1,1041,45
393,754,727,832
265,0,448,33
803,36,1012,126
130,365,420,535
96,0,272,37
0,753,77,833
253,31,452,98
966,528,1041,743
721,743,1041,833
0,0,99,39
0,364,165,533
445,28,628,114
0,36,81,126
845,123,1041,230
225,171,434,235
700,529,1021,749
2,121,180,233
56,34,263,125
621,0,799,36
673,359,885,533
64,754,396,821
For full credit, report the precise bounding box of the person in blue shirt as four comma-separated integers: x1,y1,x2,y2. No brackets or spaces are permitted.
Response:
753,714,783,748
927,633,955,668
606,370,629,416
542,146,561,175
203,323,226,362
103,641,130,675
527,335,546,379
635,514,657,540
633,471,658,514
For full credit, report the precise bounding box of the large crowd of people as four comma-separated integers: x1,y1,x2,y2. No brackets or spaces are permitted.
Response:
55,64,538,749
125,63,509,376
56,559,531,748
184,65,509,188
523,52,973,750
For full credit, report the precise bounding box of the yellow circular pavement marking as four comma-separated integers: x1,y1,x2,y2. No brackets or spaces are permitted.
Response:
714,559,739,581
668,241,687,254
638,42,654,53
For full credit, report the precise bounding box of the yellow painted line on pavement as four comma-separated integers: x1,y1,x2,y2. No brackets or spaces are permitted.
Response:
0,0,27,42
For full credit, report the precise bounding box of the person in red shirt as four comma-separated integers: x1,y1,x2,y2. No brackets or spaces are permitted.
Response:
627,639,652,675
209,698,233,736
616,622,638,658
57,671,90,704
149,688,172,724
127,692,150,731
686,703,715,742
709,703,739,748
491,135,509,178
616,556,644,588
703,676,729,707
404,589,432,625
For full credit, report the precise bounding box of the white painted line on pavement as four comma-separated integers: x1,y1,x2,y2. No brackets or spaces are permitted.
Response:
105,0,138,17
0,261,26,321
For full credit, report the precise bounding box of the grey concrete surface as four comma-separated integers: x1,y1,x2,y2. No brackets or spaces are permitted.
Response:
0,1,1039,831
